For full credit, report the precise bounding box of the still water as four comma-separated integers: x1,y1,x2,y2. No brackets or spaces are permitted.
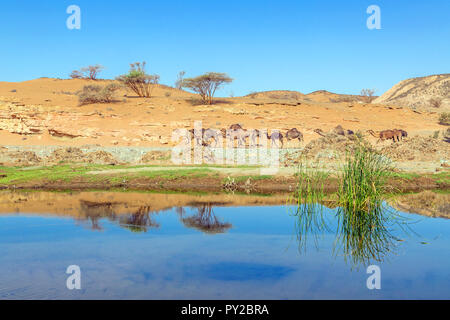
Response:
0,191,449,299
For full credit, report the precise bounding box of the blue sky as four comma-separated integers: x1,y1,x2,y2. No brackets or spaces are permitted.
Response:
0,0,448,96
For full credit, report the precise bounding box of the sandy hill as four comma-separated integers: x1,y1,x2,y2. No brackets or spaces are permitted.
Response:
305,90,365,103
374,74,450,111
245,90,305,100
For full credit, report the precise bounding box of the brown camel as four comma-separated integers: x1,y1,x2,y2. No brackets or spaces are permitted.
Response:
285,128,304,143
394,129,408,140
367,129,401,143
229,123,243,131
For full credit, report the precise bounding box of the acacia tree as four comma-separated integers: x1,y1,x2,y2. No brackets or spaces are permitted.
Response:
181,72,233,104
116,62,160,98
70,65,104,80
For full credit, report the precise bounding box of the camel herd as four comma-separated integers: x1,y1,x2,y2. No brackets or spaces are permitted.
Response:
186,124,304,148
182,124,408,148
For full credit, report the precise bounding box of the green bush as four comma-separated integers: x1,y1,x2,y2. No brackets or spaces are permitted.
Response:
116,62,159,98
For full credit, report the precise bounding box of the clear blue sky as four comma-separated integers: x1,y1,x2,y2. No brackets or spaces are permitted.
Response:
0,0,448,96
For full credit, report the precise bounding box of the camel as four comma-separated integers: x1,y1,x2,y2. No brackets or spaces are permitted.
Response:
314,129,327,137
267,131,284,148
226,124,247,147
367,129,401,143
332,125,346,136
229,123,243,131
203,128,223,147
188,128,220,147
394,129,408,140
249,129,263,146
285,128,304,142
314,125,354,138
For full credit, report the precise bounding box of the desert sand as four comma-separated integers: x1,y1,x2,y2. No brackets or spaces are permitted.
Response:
0,77,446,149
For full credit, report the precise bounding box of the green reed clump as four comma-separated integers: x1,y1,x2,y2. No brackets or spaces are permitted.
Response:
335,144,398,267
337,144,391,213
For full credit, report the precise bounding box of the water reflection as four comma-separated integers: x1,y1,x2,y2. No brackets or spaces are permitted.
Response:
118,206,160,233
77,200,232,234
78,200,160,233
179,202,232,234
79,200,116,230
290,201,414,269
0,191,448,299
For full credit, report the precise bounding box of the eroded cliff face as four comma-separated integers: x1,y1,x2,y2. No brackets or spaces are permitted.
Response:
374,74,450,111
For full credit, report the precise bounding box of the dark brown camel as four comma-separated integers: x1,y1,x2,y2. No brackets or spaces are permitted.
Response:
285,128,304,143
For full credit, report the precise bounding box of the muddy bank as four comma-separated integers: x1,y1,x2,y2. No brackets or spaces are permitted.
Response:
1,174,446,195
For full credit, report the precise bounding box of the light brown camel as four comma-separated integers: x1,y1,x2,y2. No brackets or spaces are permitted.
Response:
314,125,354,137
367,129,401,143
267,131,284,148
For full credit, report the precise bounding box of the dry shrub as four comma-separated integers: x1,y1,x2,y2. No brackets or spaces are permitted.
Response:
77,83,121,106
430,98,442,108
439,112,450,125
381,136,450,161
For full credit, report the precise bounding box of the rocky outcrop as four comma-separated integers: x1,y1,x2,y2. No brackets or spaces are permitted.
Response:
373,74,450,111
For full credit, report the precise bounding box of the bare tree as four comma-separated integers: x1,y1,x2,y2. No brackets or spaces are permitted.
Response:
360,89,376,103
181,72,233,105
70,64,104,80
175,71,185,89
116,61,160,98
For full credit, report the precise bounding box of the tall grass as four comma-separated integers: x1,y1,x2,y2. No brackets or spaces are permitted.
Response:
337,143,392,213
335,144,401,267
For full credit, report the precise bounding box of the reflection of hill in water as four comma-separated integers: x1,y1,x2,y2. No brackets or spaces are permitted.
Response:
389,191,449,219
0,191,286,234
0,191,288,218
0,190,435,269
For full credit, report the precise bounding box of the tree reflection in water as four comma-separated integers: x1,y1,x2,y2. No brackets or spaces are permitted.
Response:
79,200,117,231
78,201,159,233
179,202,232,234
118,206,160,233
